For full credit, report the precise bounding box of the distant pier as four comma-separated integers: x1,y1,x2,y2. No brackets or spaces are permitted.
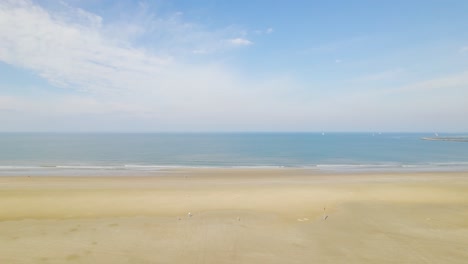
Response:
422,137,468,142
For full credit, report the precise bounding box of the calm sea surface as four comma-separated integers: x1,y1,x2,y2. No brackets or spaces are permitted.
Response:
1,133,467,174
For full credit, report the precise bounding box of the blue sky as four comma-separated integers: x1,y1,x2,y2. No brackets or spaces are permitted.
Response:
1,0,468,132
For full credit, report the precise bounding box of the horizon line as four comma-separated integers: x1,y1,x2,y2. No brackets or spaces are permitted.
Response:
0,131,465,134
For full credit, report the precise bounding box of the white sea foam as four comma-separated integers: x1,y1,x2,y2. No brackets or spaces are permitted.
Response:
0,166,45,170
314,162,468,172
316,164,400,169
55,165,120,170
1,162,468,175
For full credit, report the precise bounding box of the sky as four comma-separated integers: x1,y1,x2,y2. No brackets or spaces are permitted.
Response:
1,0,468,132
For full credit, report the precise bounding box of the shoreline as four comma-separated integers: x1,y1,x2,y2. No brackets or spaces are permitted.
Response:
2,163,468,177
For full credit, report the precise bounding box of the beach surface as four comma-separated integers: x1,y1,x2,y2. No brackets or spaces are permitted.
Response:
1,169,468,263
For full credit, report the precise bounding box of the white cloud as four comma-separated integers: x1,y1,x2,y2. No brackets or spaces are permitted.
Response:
0,0,301,131
228,38,253,46
0,1,168,94
0,1,254,99
0,1,467,132
192,49,207,54
253,27,273,35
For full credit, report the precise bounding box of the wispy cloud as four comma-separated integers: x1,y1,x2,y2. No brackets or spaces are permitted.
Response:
460,46,468,54
0,0,168,94
228,38,253,46
0,0,255,97
254,27,274,35
1,1,467,132
0,0,295,131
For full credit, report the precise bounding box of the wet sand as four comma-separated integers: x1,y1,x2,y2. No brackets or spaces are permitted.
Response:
1,169,468,263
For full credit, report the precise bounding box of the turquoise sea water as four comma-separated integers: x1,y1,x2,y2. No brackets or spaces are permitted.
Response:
0,133,467,175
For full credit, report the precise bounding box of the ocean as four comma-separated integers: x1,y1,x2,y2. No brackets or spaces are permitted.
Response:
1,132,467,175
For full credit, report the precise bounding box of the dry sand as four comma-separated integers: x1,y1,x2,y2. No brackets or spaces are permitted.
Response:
1,169,468,263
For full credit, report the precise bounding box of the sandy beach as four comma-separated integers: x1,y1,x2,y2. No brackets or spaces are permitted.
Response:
1,169,468,263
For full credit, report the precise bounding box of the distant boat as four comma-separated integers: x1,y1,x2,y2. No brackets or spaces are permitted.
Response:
434,133,439,137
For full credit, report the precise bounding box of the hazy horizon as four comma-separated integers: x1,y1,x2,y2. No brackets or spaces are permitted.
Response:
1,0,468,132
0,131,466,135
